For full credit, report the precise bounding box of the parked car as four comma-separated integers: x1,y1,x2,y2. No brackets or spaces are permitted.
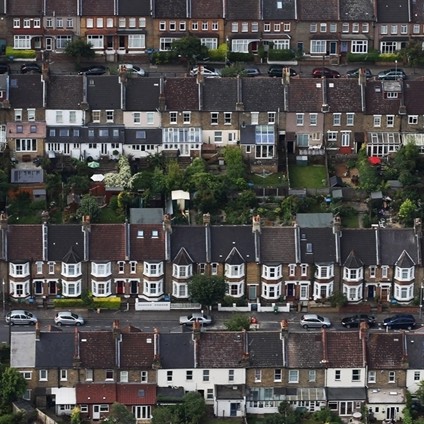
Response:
377,68,407,80
0,63,10,74
383,314,416,330
268,65,298,77
5,310,38,325
20,63,41,74
118,64,148,76
346,68,373,79
179,313,212,326
54,311,85,326
341,314,376,328
300,314,331,329
243,67,261,77
311,67,341,78
189,65,221,77
78,65,107,76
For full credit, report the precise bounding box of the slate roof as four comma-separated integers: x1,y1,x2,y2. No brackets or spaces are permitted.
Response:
76,383,117,403
326,331,365,367
376,0,411,23
343,251,364,268
339,0,375,21
241,78,285,111
340,229,377,266
47,224,85,262
260,227,296,264
405,333,424,368
78,330,116,368
116,384,157,405
35,332,75,368
47,75,84,109
125,128,162,145
299,228,337,264
411,0,424,22
288,79,324,112
210,226,256,263
191,0,224,19
125,78,161,111
7,0,43,15
262,0,297,20
248,332,284,367
9,75,44,108
154,0,188,18
159,333,195,368
118,0,151,15
81,0,115,15
170,226,207,263
45,0,78,15
404,80,424,114
89,224,126,261
225,0,260,20
8,225,42,261
129,224,165,261
379,228,419,265
164,78,199,111
203,78,238,111
120,331,156,369
287,332,325,368
86,76,122,110
197,332,246,368
297,0,339,20
326,79,363,112
367,332,407,369
365,80,401,114
173,247,193,265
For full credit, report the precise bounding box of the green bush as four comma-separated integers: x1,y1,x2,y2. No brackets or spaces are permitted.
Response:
347,51,379,63
227,52,254,62
268,49,295,61
5,46,36,59
151,51,178,65
221,295,248,307
54,298,86,308
93,296,121,309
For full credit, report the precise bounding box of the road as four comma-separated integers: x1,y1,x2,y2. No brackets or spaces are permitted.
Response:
1,308,422,345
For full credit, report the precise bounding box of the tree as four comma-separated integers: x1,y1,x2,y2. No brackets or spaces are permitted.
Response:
171,36,208,68
104,402,136,424
76,195,100,222
188,275,227,309
151,405,179,424
181,392,206,424
224,314,251,331
64,38,95,64
223,146,246,185
70,406,82,424
398,198,416,226
0,368,27,413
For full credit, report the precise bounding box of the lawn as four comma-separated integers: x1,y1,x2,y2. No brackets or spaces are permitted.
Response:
288,165,327,189
248,172,287,187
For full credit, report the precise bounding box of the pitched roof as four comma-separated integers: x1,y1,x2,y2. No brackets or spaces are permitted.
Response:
9,75,44,108
343,250,364,268
36,332,75,368
120,332,156,368
154,0,188,18
411,0,424,21
262,0,297,19
339,0,375,21
170,226,207,263
299,227,337,264
87,76,122,110
210,226,257,263
89,224,126,261
129,224,165,261
47,224,85,262
404,80,424,114
260,227,296,263
191,0,224,19
297,0,339,20
340,229,377,266
197,332,246,368
7,0,43,15
326,331,365,367
376,0,411,22
118,0,151,15
78,330,116,368
241,78,285,111
248,332,284,367
367,332,407,369
164,78,199,111
76,383,117,403
379,228,419,265
8,225,42,261
405,333,424,368
125,78,161,111
10,332,36,368
365,80,401,114
326,79,363,112
288,79,324,112
47,75,84,109
159,333,195,368
203,78,238,111
226,0,260,19
80,0,115,15
45,0,78,15
287,332,325,368
116,384,157,405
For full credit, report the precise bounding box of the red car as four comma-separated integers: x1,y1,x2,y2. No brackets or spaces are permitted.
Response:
311,67,341,78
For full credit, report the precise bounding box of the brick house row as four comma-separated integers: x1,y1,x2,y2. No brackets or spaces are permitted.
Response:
0,211,422,305
2,71,424,174
1,0,424,61
10,321,424,422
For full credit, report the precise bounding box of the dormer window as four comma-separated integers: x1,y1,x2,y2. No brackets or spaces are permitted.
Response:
225,263,245,278
62,263,82,277
343,267,363,281
173,264,192,278
395,266,414,281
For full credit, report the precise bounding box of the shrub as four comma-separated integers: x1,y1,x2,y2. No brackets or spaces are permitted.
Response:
5,46,36,59
150,51,178,65
378,53,401,62
221,295,248,307
268,49,295,61
227,52,254,62
347,52,379,63
93,296,121,309
54,298,86,308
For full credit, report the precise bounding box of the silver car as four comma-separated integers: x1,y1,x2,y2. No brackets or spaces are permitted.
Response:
300,314,331,329
179,313,212,326
54,311,85,326
5,310,38,325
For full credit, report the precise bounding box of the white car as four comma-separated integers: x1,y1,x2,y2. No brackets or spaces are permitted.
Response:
300,314,332,329
189,65,221,78
179,313,212,326
54,311,85,326
118,64,148,77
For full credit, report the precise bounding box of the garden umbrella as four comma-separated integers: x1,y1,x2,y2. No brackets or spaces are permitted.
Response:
91,174,105,182
88,161,100,169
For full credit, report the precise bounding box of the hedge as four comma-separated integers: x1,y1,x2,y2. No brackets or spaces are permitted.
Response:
227,52,254,62
53,296,121,310
5,46,36,59
347,52,400,63
268,49,296,61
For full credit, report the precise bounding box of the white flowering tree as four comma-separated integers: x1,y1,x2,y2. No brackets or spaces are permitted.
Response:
104,156,132,190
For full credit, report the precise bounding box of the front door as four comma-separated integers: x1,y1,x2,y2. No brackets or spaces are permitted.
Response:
386,407,396,420
230,403,239,417
45,37,53,50
248,285,257,301
329,41,337,55
287,283,295,298
93,405,100,420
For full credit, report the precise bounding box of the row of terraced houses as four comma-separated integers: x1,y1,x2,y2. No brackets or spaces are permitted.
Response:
0,211,422,306
9,322,424,422
2,0,424,60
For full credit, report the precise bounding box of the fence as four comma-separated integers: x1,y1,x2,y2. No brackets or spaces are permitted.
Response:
135,300,201,311
217,303,291,313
